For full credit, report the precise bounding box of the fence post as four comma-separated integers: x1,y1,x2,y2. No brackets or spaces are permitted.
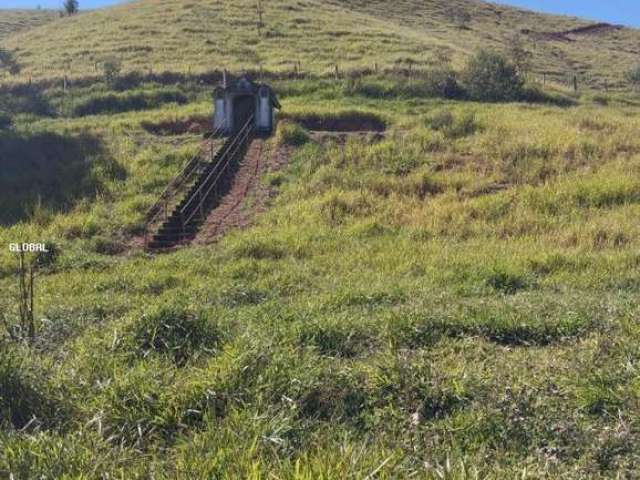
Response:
573,75,578,93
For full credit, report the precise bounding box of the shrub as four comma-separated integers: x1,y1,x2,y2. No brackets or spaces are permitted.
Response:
462,50,524,102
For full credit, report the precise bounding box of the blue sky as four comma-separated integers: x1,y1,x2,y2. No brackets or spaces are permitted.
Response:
2,0,640,27
494,1,639,27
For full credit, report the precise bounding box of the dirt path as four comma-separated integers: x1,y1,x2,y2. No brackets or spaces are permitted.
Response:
193,139,291,244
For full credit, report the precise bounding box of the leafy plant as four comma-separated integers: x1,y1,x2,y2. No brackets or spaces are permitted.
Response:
462,50,524,102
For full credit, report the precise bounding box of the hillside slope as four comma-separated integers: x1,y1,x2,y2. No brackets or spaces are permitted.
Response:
2,0,640,88
0,9,57,41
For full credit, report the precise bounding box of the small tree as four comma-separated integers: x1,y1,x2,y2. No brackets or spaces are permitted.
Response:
462,50,524,102
63,0,79,16
102,56,122,86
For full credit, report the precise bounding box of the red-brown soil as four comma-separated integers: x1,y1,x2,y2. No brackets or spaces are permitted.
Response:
521,22,623,43
193,139,291,244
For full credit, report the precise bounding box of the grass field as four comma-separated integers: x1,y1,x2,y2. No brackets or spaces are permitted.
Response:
1,0,640,89
1,72,640,477
0,9,56,42
2,0,640,478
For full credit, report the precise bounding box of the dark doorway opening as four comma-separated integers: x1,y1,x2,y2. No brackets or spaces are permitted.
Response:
233,95,255,133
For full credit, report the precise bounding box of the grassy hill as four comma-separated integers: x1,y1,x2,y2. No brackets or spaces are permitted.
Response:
0,9,57,41
2,0,640,88
2,0,640,478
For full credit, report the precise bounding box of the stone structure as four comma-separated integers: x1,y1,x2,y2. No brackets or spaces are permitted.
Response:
213,74,280,135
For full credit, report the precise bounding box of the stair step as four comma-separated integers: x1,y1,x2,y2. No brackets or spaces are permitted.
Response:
145,128,255,251
158,227,198,235
153,233,196,242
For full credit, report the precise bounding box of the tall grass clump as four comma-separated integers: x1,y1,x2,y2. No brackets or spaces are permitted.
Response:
124,304,224,366
424,109,479,138
0,347,64,430
276,121,310,146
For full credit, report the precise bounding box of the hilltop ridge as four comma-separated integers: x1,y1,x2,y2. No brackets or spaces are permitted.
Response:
0,9,57,41
0,0,639,88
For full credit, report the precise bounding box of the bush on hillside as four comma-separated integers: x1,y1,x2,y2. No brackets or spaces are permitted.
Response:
462,50,524,102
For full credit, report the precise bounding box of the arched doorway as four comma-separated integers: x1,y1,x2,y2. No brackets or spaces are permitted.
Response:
232,95,255,133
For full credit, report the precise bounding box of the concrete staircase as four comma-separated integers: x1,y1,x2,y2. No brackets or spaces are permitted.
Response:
145,116,255,250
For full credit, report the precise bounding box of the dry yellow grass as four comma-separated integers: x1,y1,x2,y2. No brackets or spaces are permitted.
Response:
1,0,640,88
0,9,56,42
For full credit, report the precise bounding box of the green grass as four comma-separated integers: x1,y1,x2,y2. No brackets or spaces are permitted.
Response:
2,0,640,90
1,72,640,477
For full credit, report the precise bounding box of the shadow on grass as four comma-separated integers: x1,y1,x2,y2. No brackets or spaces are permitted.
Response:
0,130,126,225
393,311,596,348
